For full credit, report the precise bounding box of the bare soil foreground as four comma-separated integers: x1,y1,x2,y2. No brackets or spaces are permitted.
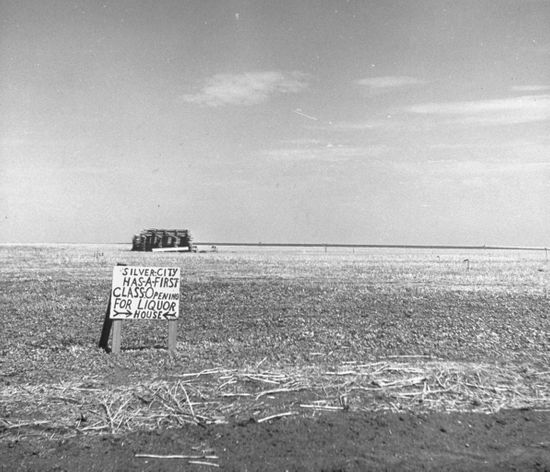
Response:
2,409,550,471
1,244,549,470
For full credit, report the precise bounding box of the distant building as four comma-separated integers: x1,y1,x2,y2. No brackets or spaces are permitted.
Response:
132,229,192,252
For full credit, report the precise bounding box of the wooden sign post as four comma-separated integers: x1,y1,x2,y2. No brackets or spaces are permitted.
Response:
99,265,181,353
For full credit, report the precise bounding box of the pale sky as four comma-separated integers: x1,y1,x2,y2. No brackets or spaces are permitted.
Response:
1,0,549,245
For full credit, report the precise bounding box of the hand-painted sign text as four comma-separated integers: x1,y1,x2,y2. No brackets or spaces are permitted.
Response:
110,266,180,320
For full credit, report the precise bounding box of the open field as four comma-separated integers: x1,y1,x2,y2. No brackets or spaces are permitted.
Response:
1,244,549,470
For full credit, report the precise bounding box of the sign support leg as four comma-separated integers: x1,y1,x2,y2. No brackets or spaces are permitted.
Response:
168,320,177,352
99,263,127,353
111,320,122,354
98,294,113,351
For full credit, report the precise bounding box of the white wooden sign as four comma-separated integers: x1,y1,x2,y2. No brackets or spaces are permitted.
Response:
109,266,180,320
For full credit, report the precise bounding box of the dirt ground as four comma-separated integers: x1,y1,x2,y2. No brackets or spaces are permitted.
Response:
2,409,549,471
2,246,548,471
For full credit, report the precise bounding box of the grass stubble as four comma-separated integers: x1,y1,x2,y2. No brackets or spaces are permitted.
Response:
0,244,548,442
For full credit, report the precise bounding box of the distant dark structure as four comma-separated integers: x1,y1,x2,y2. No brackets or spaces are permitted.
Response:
132,229,192,252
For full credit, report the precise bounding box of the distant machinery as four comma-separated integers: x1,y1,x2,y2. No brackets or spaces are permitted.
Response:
131,229,192,252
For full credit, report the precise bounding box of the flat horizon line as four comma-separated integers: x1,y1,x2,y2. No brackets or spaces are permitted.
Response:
0,242,548,251
194,242,549,251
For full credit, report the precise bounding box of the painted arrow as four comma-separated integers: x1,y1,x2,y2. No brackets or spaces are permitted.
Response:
112,310,133,318
160,312,178,321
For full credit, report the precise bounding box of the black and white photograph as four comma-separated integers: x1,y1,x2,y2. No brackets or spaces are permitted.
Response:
1,0,549,470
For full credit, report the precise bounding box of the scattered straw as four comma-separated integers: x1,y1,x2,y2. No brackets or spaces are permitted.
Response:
188,460,219,467
257,411,297,423
2,360,549,440
135,454,218,459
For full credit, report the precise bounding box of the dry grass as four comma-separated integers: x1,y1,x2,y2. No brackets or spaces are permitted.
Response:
0,244,548,442
2,360,549,441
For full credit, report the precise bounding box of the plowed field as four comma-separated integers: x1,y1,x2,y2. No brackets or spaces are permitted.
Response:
1,244,549,470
